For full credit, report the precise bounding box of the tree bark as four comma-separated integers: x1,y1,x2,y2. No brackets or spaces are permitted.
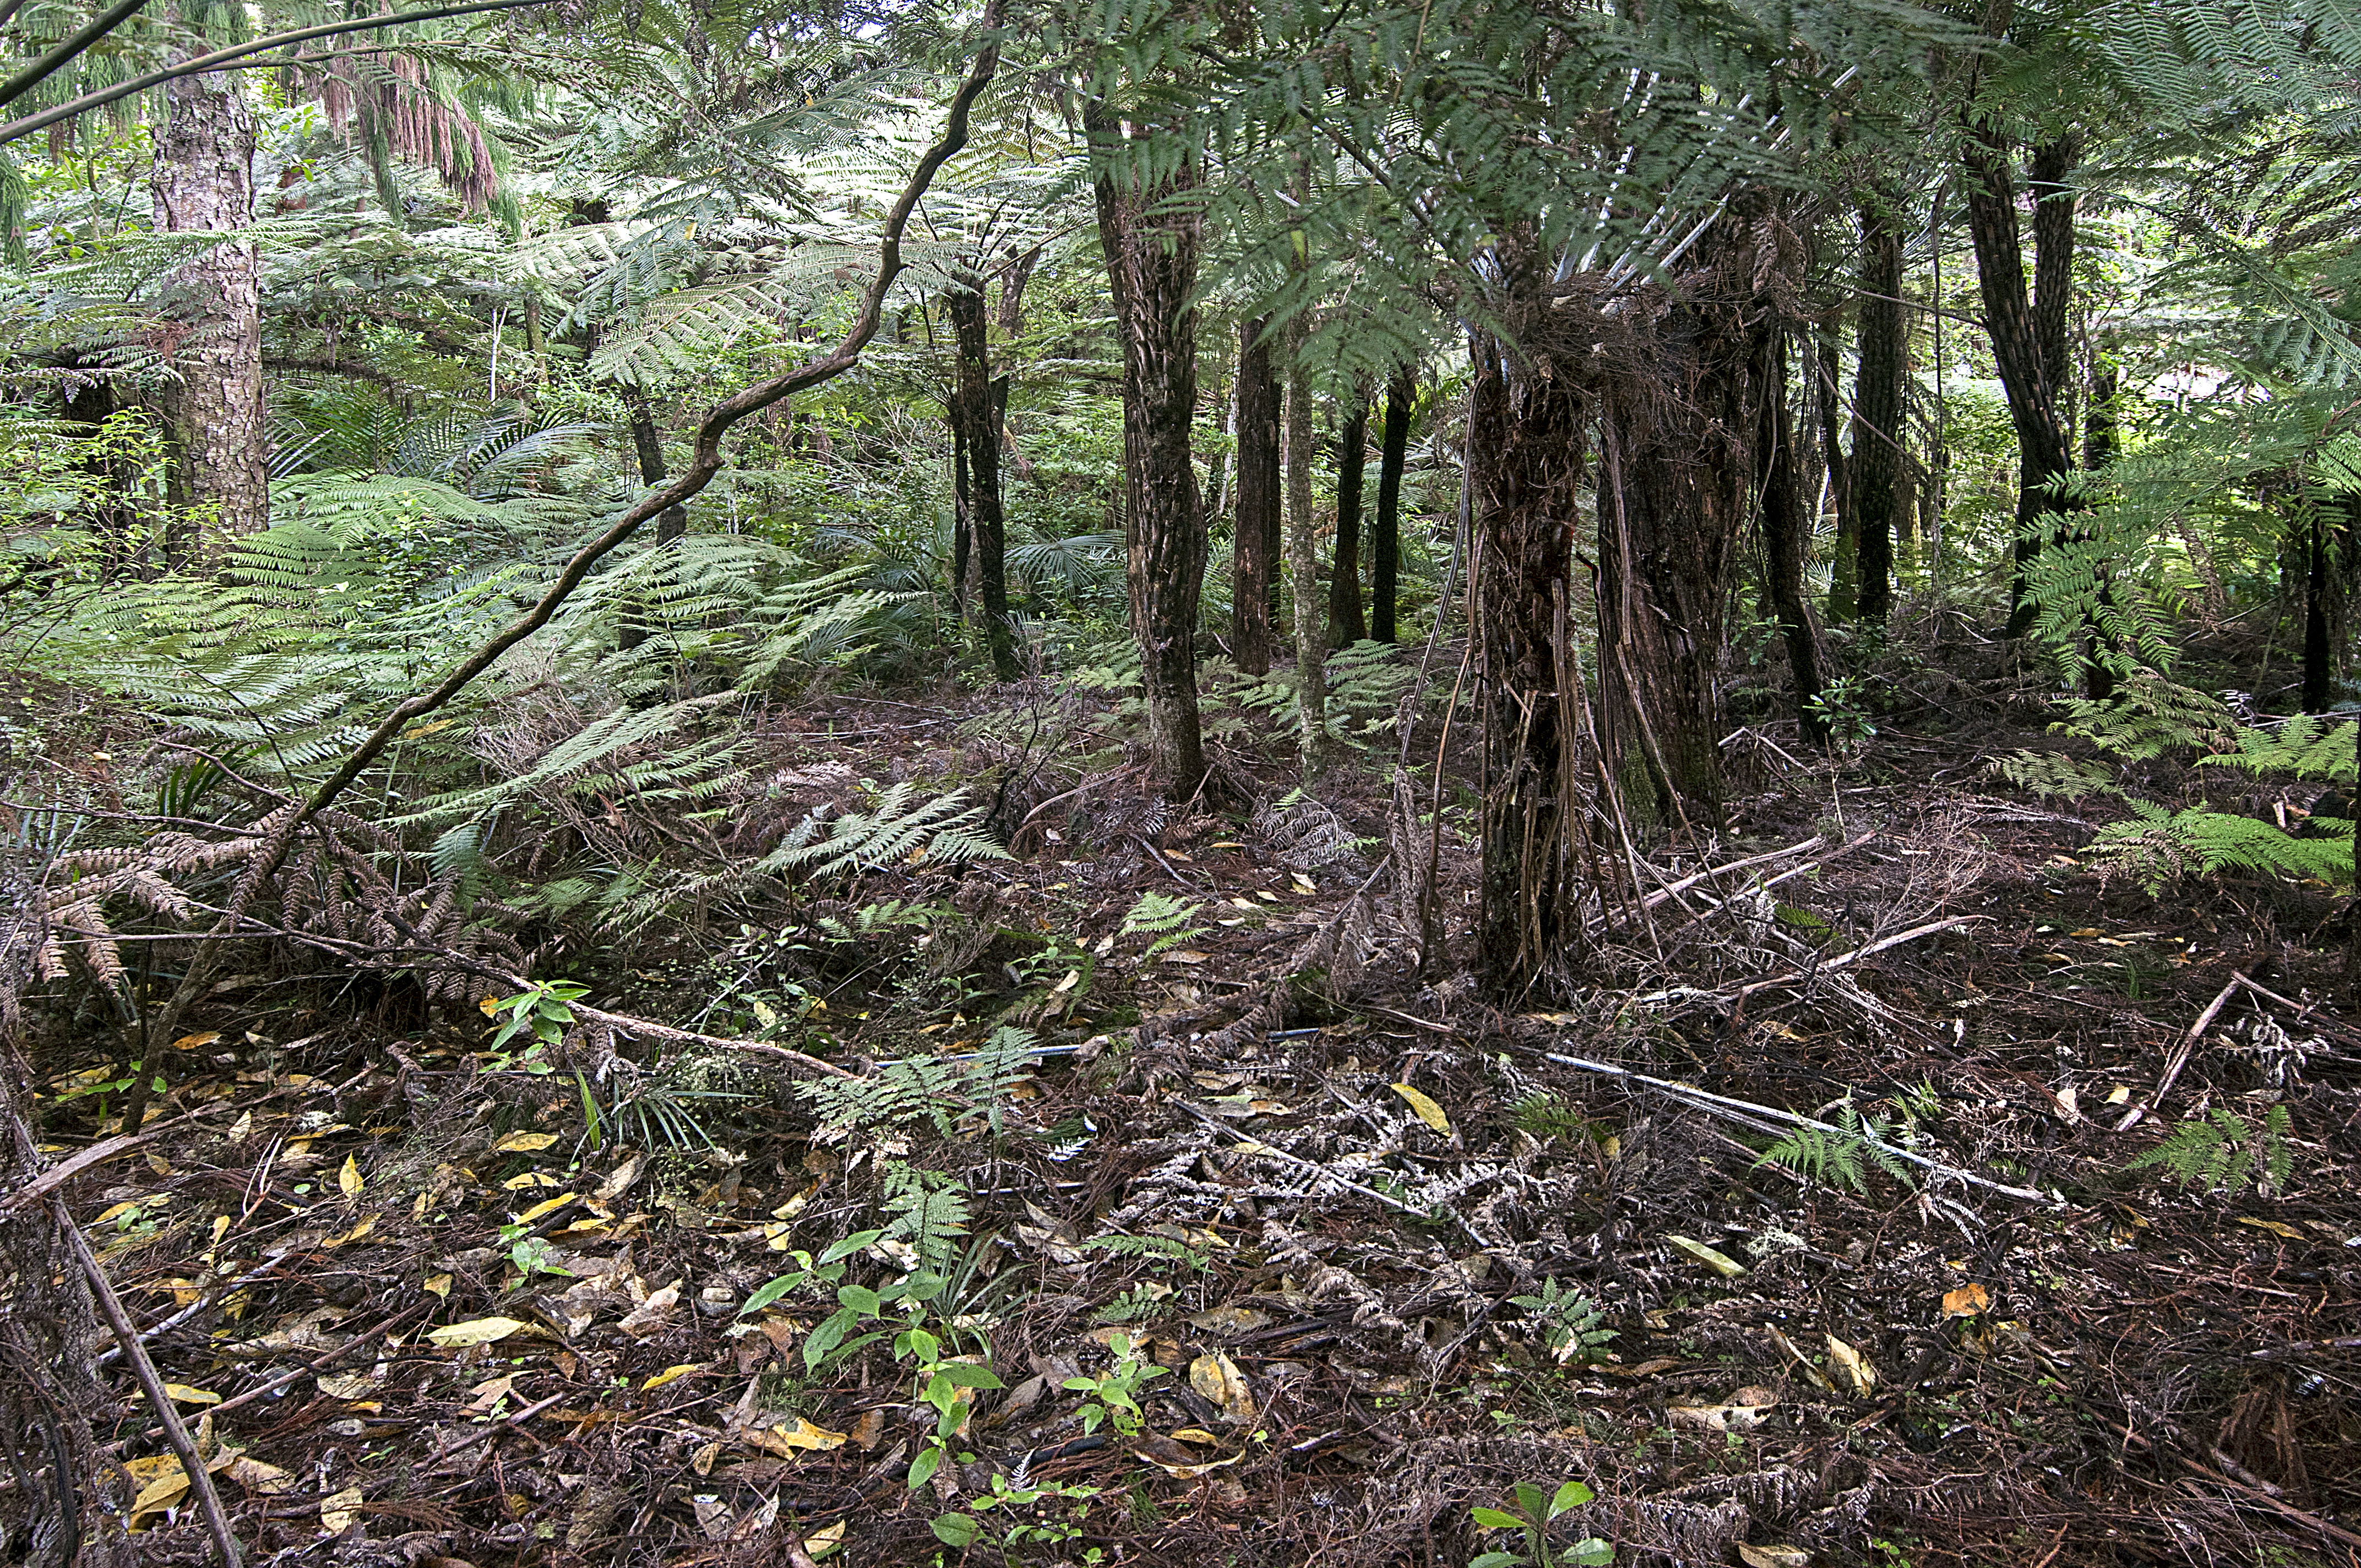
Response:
1330,393,1368,645
1232,317,1280,673
1284,312,1326,769
949,272,1018,677
150,18,266,554
1372,367,1412,644
1850,200,1906,624
1815,335,1854,620
1758,327,1828,742
614,386,686,655
1961,127,2080,638
1091,105,1208,798
1468,263,1588,995
2303,504,2337,714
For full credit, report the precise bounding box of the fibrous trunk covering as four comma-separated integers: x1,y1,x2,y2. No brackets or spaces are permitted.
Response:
152,30,267,549
1469,300,1588,996
1851,200,1907,624
949,274,1018,678
1232,318,1280,674
1091,111,1207,797
1372,369,1412,644
1283,313,1326,769
1593,214,1781,834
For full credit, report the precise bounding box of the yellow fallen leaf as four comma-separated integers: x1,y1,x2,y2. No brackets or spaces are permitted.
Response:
1161,950,1209,965
94,1199,154,1226
130,1456,189,1517
423,1273,451,1299
322,1213,377,1248
1666,1234,1748,1278
317,1373,376,1400
1825,1333,1876,1396
1051,969,1080,994
803,1519,846,1559
320,1485,364,1534
2238,1217,2307,1242
1170,1427,1222,1444
1738,1546,1814,1567
493,1131,560,1154
225,1111,252,1144
162,1384,220,1406
338,1156,363,1199
504,1171,561,1190
512,1193,573,1224
426,1316,527,1349
1390,1082,1452,1135
1187,1350,1256,1424
1290,873,1318,894
1941,1283,1990,1318
480,996,503,1016
219,1455,292,1495
170,1031,220,1052
748,1416,847,1454
642,1363,701,1392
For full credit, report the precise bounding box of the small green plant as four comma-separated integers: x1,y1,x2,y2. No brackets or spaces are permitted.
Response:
1509,1092,1592,1143
2128,1105,2293,1196
1062,1331,1168,1436
482,979,588,1072
1470,1480,1613,1567
497,1222,573,1282
931,1472,1098,1558
1754,1101,1910,1195
1804,674,1878,745
1508,1278,1617,1365
1116,890,1207,959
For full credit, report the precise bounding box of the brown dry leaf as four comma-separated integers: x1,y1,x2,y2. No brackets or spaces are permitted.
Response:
320,1486,365,1535
423,1272,452,1299
1667,1388,1776,1434
1187,1351,1256,1424
338,1156,364,1199
464,1374,517,1414
317,1373,376,1400
1941,1283,1991,1318
1161,950,1209,965
1825,1334,1876,1396
847,1408,885,1451
1764,1324,1835,1392
1600,1357,1684,1378
1184,1305,1271,1336
493,1131,560,1154
322,1213,377,1248
1390,1083,1452,1135
2237,1217,2306,1242
1665,1234,1748,1278
745,1416,847,1456
691,1441,720,1477
219,1455,291,1495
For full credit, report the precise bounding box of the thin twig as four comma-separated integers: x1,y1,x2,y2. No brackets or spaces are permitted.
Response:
55,1196,243,1568
2113,970,2249,1133
1734,914,1987,998
1171,1098,1487,1246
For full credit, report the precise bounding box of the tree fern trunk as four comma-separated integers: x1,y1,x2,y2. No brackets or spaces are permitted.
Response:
1091,105,1208,798
1284,309,1326,771
1330,393,1368,645
616,388,686,655
949,273,1017,678
150,23,266,553
1758,327,1828,742
1372,368,1412,644
1851,200,1906,624
1815,335,1854,621
1232,317,1280,674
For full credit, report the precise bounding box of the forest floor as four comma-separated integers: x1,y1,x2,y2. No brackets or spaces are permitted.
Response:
28,638,2361,1568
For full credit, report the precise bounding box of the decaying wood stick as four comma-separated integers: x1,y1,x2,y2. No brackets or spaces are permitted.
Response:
570,1003,859,1081
1735,914,1988,999
54,1195,244,1567
1535,1047,2049,1201
2113,969,2250,1133
1641,832,1843,910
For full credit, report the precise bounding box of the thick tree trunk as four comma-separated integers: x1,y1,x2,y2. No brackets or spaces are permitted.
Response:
1284,315,1326,769
949,275,1018,677
1468,293,1588,996
1851,202,1906,624
1758,328,1828,742
1372,368,1412,644
1961,129,2079,638
1330,394,1368,645
1232,317,1280,673
1815,336,1854,620
1091,108,1208,798
151,29,266,554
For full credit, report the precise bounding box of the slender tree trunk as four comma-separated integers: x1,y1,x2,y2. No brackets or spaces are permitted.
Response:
1232,317,1280,673
614,387,687,655
1372,368,1412,644
2304,505,2336,714
151,21,266,554
1284,313,1326,769
1091,106,1207,798
950,420,972,616
1330,393,1368,645
949,274,1018,677
1758,327,1829,742
1962,127,2080,638
1851,200,1906,624
1815,336,1854,620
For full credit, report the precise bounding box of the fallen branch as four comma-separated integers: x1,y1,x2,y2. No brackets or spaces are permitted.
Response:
1736,914,1988,999
54,1194,243,1568
2113,968,2250,1133
1170,1098,1489,1247
1532,1045,2049,1202
1640,831,1856,910
572,1002,859,1082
